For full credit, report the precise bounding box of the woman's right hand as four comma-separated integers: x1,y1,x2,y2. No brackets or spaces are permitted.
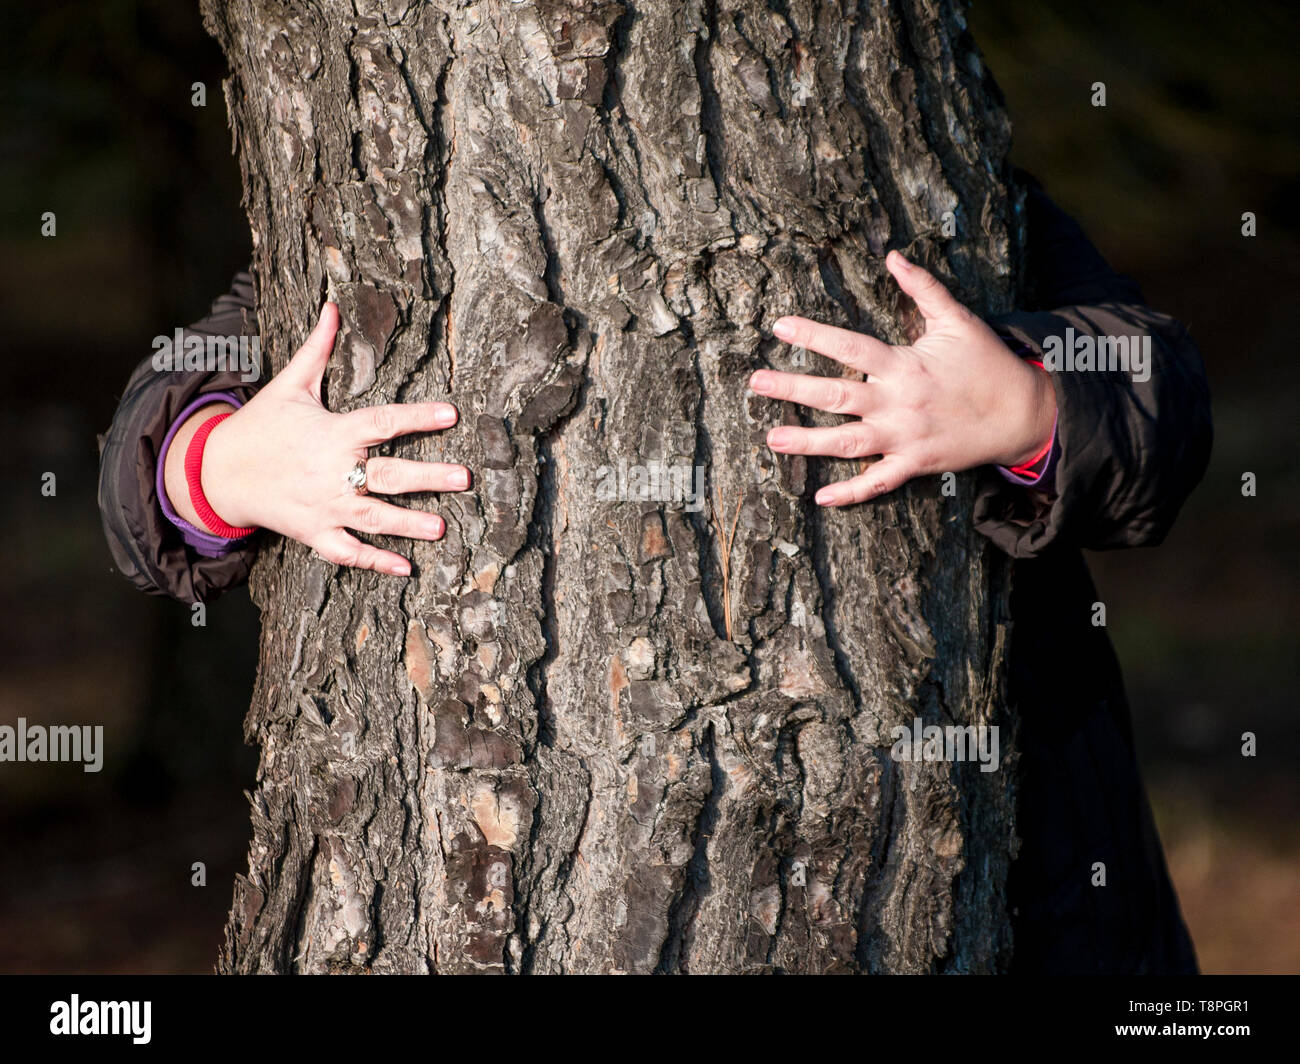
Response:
167,302,469,577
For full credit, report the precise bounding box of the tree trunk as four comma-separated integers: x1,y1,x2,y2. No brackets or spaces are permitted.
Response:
204,0,1022,974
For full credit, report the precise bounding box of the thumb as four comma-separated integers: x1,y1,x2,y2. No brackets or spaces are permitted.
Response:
886,251,964,326
278,301,339,397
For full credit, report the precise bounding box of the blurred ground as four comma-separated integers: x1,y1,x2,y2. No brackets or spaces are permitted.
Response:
0,0,1296,973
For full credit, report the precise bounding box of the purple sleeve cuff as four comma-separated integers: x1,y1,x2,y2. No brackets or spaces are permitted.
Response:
156,392,252,558
995,417,1060,490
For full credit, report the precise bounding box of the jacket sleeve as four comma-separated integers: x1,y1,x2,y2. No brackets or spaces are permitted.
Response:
97,270,263,603
972,180,1213,557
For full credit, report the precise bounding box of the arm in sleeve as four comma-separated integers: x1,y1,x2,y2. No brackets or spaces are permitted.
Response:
972,181,1213,557
97,270,264,603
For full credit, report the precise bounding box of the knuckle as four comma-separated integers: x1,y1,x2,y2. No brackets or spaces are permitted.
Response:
825,381,852,412
369,405,397,438
901,361,930,396
834,428,861,458
319,541,362,568
834,336,860,364
355,501,386,533
399,509,426,536
367,460,396,493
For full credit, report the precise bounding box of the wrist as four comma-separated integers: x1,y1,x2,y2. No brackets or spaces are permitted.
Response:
164,403,236,530
195,414,257,533
995,358,1057,469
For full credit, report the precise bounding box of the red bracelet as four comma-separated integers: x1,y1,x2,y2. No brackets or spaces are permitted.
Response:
184,413,257,538
1008,436,1054,477
1007,359,1053,476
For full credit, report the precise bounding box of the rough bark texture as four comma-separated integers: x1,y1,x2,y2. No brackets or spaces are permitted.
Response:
204,0,1022,974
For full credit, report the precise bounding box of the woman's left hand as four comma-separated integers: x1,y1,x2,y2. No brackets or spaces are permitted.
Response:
750,251,1057,506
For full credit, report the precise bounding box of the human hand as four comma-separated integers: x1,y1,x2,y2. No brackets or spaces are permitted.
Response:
182,302,469,576
750,251,1056,506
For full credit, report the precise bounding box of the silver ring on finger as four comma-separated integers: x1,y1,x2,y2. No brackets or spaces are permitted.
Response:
345,457,369,496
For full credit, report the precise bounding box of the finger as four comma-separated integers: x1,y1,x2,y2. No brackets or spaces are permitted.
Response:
363,457,471,496
815,455,915,506
885,251,965,326
343,497,446,541
278,302,340,397
749,370,875,417
771,316,894,376
343,401,458,446
311,529,411,577
766,422,882,460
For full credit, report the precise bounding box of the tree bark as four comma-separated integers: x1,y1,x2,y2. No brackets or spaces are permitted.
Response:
204,0,1022,974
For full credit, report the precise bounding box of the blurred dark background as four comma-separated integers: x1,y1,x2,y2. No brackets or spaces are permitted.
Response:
1,0,1296,972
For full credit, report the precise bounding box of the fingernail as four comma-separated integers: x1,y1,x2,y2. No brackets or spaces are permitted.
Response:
449,469,470,490
889,251,912,271
773,319,795,341
434,403,458,425
391,561,411,576
425,516,445,537
768,428,789,448
751,371,773,392
815,488,836,505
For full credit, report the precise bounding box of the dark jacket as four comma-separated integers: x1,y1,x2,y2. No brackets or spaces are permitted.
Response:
97,179,1210,974
980,182,1209,974
98,272,261,604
